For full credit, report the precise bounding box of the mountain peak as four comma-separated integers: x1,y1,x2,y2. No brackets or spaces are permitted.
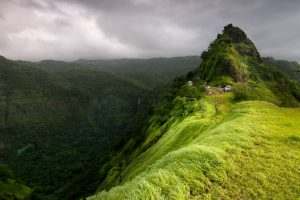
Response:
197,24,261,82
222,24,248,43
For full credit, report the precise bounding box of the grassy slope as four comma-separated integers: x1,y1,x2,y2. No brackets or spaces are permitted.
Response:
90,95,300,199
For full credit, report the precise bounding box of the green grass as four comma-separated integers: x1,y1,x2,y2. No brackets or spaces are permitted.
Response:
89,97,300,199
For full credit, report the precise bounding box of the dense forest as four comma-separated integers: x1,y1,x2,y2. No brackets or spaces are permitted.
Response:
0,56,200,199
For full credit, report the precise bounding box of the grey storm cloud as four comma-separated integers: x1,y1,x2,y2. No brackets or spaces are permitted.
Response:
0,0,299,61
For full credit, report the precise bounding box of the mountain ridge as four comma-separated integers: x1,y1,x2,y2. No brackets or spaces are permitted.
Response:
0,24,300,199
89,24,300,199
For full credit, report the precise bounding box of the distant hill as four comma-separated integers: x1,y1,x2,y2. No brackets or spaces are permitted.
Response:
263,57,300,82
36,56,201,88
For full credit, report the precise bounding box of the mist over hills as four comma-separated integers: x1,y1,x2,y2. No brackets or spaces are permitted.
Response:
0,24,300,200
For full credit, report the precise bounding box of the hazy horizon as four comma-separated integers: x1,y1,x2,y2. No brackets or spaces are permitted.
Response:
0,0,299,62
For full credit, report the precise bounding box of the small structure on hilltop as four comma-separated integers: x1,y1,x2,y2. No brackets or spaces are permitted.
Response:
205,85,224,95
224,85,232,92
205,85,232,95
187,81,193,86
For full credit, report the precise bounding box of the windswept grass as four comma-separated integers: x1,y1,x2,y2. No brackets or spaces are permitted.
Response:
90,99,300,199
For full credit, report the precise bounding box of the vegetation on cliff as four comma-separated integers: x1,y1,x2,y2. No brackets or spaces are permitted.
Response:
90,24,300,200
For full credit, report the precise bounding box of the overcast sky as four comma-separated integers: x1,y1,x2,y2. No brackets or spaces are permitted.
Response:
0,0,299,62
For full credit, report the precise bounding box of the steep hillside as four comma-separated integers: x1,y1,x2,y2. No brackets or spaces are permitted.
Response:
197,24,261,81
0,54,201,199
90,97,300,199
0,56,152,199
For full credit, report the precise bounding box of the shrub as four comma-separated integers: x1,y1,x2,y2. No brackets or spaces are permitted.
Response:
177,85,203,99
232,82,250,101
233,82,280,105
172,97,199,118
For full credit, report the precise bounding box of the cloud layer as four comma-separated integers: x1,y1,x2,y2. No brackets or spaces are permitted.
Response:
0,0,299,61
